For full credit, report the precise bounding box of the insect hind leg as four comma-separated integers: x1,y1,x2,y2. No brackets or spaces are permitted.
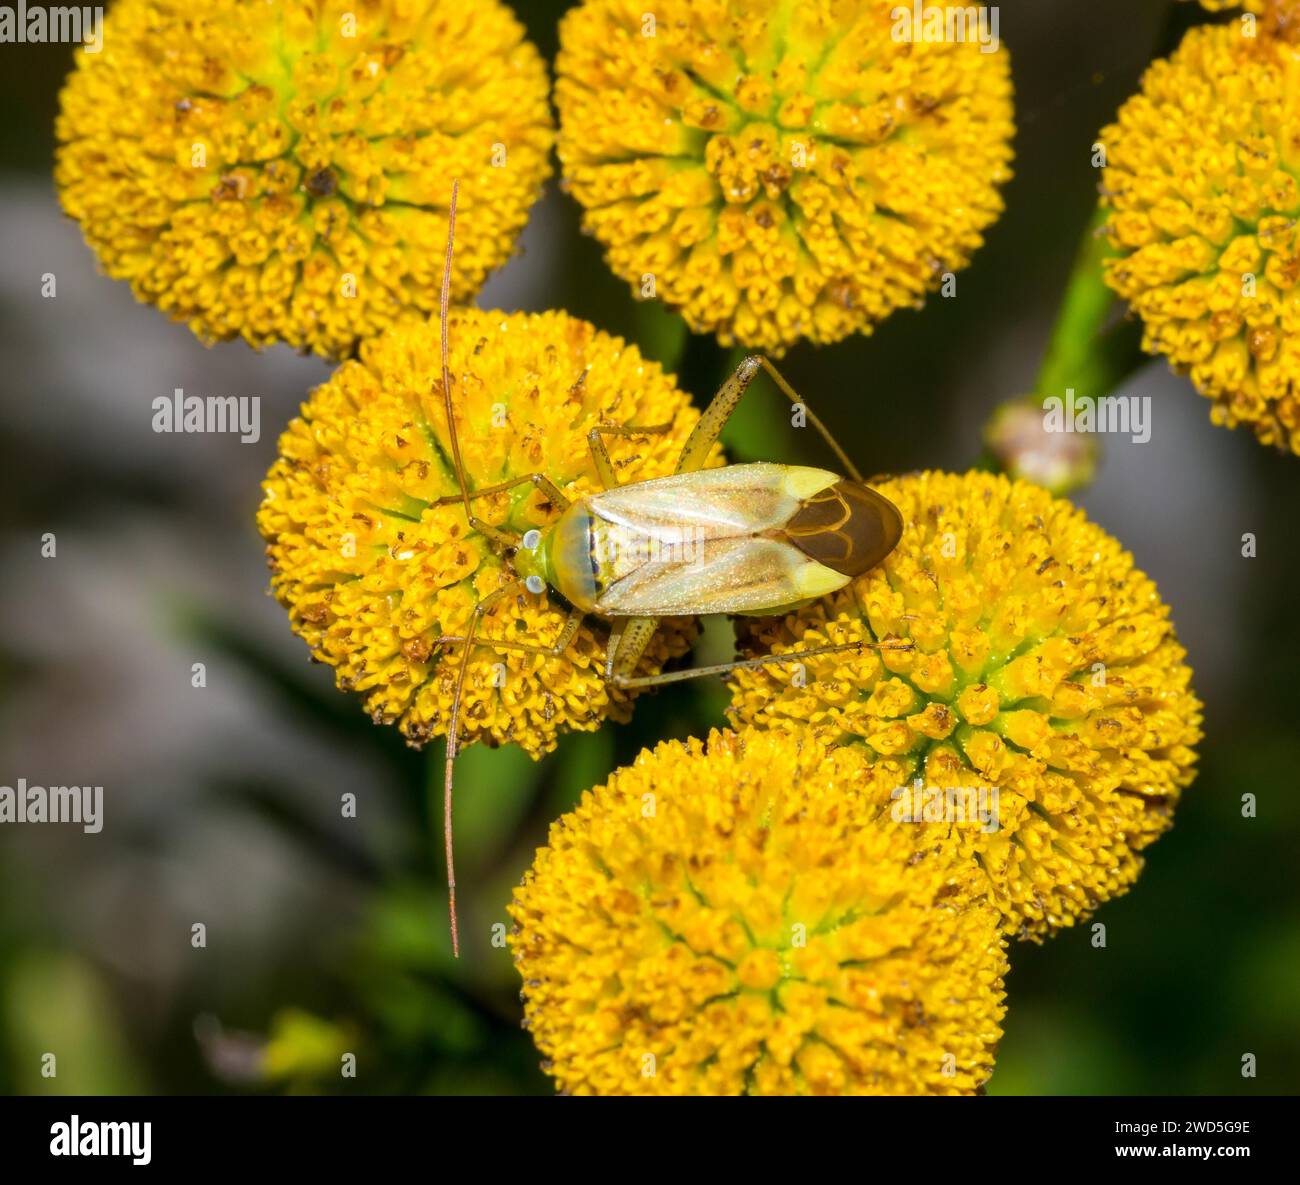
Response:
673,354,863,481
753,357,864,482
606,637,911,690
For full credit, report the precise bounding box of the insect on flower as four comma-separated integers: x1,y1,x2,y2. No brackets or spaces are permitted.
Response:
434,182,910,956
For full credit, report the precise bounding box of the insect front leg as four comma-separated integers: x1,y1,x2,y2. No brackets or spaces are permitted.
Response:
587,423,674,489
429,472,572,548
432,606,585,660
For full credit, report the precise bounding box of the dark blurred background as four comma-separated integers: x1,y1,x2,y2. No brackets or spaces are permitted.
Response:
1,0,1296,1095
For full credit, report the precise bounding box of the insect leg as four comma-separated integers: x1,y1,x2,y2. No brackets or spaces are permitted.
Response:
429,472,571,511
586,424,674,489
603,618,628,680
753,357,864,482
607,615,662,679
673,355,863,480
607,638,911,689
432,606,584,659
673,356,761,474
428,472,572,549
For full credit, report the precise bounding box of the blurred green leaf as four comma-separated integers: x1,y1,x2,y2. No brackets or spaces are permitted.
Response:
262,1008,355,1085
4,952,145,1095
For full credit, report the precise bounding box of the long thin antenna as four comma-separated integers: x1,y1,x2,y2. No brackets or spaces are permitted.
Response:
444,618,478,960
441,179,472,520
445,655,466,960
441,178,465,959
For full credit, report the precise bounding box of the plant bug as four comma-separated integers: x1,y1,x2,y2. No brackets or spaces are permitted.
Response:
433,182,909,956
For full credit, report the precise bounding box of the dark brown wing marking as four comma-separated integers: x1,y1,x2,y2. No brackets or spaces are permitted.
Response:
777,481,904,578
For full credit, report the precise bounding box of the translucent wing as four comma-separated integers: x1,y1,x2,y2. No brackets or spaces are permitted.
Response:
585,463,850,617
589,463,823,534
595,536,842,616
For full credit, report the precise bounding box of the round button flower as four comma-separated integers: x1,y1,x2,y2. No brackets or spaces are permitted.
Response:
554,0,1015,354
54,0,553,358
1190,0,1266,12
258,308,714,754
1099,19,1300,453
727,471,1203,940
509,728,1008,1096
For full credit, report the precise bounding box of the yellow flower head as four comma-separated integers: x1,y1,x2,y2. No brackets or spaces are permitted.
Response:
728,471,1203,940
1190,0,1268,12
1099,20,1300,453
509,728,1007,1095
55,0,553,358
258,308,713,754
554,0,1014,354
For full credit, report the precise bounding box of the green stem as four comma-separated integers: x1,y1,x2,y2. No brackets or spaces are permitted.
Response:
1032,203,1142,409
978,201,1146,488
1026,0,1195,411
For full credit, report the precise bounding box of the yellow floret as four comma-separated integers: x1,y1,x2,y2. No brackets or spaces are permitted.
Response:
1100,20,1300,452
728,471,1203,939
510,728,1008,1095
55,0,553,358
259,308,718,754
555,0,1014,354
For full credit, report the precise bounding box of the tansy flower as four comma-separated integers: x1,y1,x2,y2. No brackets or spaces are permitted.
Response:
1099,19,1300,453
55,0,552,358
1190,0,1266,12
509,728,1007,1096
258,308,715,754
727,471,1203,940
554,0,1014,354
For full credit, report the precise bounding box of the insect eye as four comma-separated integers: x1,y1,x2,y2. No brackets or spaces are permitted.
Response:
522,529,541,550
524,574,544,595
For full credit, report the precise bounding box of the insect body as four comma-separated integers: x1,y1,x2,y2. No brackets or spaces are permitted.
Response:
433,183,908,955
519,463,903,620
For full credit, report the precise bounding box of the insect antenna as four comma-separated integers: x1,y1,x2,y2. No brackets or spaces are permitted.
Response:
440,179,473,528
436,182,536,957
439,178,472,959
